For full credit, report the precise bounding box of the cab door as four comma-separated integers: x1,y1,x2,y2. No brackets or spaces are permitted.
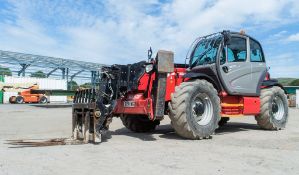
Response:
249,38,267,95
218,35,257,95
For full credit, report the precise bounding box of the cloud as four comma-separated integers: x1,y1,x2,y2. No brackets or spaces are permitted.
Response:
264,30,288,44
0,0,299,77
266,53,299,78
286,33,299,42
290,0,299,17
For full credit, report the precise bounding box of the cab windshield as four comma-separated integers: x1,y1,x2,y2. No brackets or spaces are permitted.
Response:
189,35,222,68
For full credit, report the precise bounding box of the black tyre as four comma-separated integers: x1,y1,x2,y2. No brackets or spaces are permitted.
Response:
218,117,230,126
39,96,48,104
168,80,221,139
15,96,24,104
9,96,16,104
120,115,160,133
255,86,288,130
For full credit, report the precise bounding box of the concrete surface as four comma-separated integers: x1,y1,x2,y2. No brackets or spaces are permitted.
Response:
0,104,298,175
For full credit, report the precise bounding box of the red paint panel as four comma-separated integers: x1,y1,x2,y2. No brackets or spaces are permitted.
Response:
243,97,260,115
221,96,260,116
113,93,154,120
114,66,186,120
165,73,176,101
137,73,150,91
165,68,186,101
136,67,186,102
221,96,243,115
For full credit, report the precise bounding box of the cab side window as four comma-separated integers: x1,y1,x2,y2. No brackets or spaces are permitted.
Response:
227,37,247,62
250,39,264,62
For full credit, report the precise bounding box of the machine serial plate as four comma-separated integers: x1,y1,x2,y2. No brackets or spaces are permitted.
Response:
124,101,135,107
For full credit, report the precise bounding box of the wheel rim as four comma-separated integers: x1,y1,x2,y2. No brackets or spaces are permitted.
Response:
271,95,285,121
17,98,23,103
191,93,213,125
40,98,47,103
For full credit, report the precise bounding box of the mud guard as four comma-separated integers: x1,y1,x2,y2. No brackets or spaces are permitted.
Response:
261,79,287,94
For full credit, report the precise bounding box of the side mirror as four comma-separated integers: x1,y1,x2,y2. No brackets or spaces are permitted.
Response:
148,47,153,62
185,57,190,67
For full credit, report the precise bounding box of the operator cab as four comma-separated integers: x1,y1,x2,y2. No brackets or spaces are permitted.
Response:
186,31,267,96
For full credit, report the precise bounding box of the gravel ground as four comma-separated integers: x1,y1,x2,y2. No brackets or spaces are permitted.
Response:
0,104,298,175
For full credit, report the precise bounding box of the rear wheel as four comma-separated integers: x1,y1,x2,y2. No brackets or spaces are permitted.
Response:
39,96,48,104
15,96,24,104
169,80,221,139
121,115,160,133
255,86,288,130
9,96,16,104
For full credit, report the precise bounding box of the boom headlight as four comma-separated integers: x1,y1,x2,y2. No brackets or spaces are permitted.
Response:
145,64,153,73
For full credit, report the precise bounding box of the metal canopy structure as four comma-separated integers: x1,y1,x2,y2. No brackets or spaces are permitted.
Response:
0,50,106,87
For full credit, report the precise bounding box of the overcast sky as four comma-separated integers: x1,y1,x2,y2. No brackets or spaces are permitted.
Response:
0,0,299,78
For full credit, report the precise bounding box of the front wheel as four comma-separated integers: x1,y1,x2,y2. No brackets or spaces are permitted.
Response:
255,86,288,130
169,80,221,139
15,96,24,104
39,96,48,104
120,115,160,133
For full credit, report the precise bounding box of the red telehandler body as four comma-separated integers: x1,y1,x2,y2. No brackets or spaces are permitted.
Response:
72,31,288,143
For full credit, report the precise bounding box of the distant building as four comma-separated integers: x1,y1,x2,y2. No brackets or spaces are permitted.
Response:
284,86,299,94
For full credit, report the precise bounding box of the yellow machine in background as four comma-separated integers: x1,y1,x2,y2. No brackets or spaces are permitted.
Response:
0,82,48,104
